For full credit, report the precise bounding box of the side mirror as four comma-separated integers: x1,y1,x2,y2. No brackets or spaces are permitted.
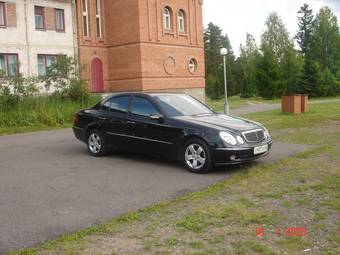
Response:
150,113,164,122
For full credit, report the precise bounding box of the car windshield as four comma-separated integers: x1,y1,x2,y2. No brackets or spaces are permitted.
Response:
153,94,214,117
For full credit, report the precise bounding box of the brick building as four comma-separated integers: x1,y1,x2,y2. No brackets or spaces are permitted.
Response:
0,0,77,85
76,0,205,100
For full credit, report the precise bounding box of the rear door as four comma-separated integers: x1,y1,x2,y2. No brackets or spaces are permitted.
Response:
103,95,132,148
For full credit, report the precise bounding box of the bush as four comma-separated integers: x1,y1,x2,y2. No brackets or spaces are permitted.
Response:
53,79,90,103
0,74,39,111
41,55,91,103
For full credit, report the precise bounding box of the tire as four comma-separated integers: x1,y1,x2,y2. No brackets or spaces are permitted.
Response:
87,129,107,157
182,138,213,173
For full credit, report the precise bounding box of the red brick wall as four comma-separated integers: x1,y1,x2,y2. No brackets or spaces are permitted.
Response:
76,0,205,97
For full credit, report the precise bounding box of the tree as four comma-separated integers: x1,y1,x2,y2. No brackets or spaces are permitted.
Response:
319,67,338,96
204,23,224,99
258,12,300,96
204,23,236,98
255,46,284,98
261,12,293,62
296,4,314,55
300,54,322,96
221,34,237,96
311,7,340,74
238,34,260,97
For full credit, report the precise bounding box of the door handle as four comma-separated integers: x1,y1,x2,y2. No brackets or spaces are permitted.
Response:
98,117,107,120
126,121,136,125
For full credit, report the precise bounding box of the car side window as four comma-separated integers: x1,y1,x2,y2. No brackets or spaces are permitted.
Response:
103,96,130,113
131,97,160,117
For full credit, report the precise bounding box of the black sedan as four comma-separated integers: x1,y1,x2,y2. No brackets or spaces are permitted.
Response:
73,93,272,173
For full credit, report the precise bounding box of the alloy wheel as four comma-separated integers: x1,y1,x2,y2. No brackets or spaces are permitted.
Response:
185,143,206,170
88,133,102,154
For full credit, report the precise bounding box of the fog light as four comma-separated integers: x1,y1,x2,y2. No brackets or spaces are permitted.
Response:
230,155,236,161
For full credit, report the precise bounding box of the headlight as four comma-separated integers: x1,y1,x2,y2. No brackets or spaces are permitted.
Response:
219,131,237,145
263,127,270,139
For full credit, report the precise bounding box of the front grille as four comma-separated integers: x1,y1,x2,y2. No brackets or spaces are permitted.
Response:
243,129,265,143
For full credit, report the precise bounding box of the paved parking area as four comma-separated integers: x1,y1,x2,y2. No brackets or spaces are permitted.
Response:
0,129,308,252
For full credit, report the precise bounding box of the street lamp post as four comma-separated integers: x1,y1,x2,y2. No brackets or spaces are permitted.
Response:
220,48,229,115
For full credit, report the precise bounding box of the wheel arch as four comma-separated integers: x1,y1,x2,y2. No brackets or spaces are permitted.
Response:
84,123,102,138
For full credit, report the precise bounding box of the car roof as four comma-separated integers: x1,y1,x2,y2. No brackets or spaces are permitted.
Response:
106,92,188,98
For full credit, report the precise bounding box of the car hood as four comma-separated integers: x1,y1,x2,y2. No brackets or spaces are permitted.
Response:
175,114,261,133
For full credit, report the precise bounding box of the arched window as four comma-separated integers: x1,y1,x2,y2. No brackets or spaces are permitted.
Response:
163,7,172,30
178,10,186,32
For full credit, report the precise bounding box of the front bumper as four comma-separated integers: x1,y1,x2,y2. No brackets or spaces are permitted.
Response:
213,140,273,165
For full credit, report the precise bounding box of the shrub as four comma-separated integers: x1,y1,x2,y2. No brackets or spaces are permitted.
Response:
42,56,91,103
0,74,39,111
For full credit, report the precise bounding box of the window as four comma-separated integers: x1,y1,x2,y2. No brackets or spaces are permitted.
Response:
82,0,89,36
131,97,160,117
37,55,57,76
178,10,186,32
163,7,172,30
0,2,6,27
0,54,18,78
107,96,131,113
153,94,213,117
188,58,198,73
95,0,102,38
55,9,65,32
35,6,45,30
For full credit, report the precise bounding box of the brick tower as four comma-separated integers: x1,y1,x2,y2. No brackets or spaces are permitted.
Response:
76,0,205,100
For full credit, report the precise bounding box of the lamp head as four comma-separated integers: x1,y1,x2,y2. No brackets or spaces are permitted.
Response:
220,48,228,56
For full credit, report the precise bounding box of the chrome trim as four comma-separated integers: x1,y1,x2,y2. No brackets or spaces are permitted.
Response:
73,126,83,131
216,147,251,151
106,132,173,145
242,129,264,143
216,141,272,151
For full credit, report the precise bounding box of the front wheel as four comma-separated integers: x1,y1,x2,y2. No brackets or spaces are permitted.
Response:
182,138,212,173
87,129,107,157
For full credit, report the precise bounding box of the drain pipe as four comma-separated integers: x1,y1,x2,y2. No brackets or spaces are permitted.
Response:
24,0,30,76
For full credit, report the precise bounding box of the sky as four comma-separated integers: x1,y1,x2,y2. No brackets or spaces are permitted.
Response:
203,0,340,56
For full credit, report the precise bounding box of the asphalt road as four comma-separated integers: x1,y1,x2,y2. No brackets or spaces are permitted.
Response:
0,129,308,253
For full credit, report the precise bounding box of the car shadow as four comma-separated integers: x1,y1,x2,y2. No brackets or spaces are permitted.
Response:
89,148,261,176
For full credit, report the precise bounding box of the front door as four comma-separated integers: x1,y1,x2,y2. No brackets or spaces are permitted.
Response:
91,57,104,93
127,96,176,157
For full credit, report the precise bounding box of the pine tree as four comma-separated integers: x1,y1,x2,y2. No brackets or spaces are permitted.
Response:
296,4,314,55
204,23,236,98
255,46,284,99
221,34,237,96
300,54,322,96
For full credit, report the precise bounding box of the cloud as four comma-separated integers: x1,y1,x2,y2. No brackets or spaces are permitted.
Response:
317,0,340,11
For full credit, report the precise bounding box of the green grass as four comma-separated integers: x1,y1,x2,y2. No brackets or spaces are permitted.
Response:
206,96,279,111
206,95,340,112
0,96,100,135
7,102,340,255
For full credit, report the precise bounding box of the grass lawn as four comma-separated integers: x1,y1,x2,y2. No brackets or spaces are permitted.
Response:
0,96,100,136
9,102,340,255
206,95,340,112
205,96,280,111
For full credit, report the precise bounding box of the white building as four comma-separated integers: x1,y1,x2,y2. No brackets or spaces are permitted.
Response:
0,0,77,78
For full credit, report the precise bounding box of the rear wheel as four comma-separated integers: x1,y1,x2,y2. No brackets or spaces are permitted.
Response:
182,138,212,173
87,129,106,157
